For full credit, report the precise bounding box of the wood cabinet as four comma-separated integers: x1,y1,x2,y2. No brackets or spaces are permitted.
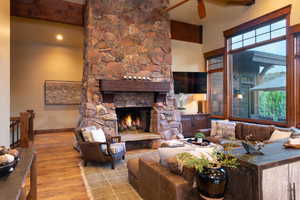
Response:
262,161,300,200
181,114,210,138
226,141,300,200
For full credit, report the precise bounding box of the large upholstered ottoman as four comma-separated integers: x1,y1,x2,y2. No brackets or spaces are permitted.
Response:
127,152,191,200
127,157,140,193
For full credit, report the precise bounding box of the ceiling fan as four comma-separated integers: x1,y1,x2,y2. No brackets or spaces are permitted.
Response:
165,0,254,19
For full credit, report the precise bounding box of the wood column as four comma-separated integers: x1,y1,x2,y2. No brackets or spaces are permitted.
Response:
20,112,30,148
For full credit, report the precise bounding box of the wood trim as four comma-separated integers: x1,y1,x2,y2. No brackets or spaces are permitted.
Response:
224,5,292,38
229,117,288,127
286,11,296,127
171,20,203,44
207,68,224,73
295,35,300,128
35,128,75,134
210,115,226,119
204,48,225,59
289,23,300,35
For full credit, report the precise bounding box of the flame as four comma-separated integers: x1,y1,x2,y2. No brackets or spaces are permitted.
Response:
125,114,132,127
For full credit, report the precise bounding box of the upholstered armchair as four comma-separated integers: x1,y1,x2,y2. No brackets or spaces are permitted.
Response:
74,128,126,169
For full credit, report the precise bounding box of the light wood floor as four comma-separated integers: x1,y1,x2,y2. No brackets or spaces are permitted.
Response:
34,132,89,200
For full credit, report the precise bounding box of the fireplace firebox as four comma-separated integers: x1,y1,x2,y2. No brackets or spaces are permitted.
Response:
116,107,151,134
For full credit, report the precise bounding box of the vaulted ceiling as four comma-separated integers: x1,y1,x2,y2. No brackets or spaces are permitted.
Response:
12,0,255,26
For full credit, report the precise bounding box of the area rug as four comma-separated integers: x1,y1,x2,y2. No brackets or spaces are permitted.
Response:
79,149,156,200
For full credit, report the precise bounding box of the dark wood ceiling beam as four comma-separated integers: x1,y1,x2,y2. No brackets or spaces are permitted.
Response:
221,0,255,5
11,0,203,44
11,0,84,26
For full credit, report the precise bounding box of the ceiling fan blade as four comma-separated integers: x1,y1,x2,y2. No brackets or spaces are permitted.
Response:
198,0,206,19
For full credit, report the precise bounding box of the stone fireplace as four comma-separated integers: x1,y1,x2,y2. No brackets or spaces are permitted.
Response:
79,0,182,139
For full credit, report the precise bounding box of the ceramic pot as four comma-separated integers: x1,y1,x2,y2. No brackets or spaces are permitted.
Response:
196,167,227,198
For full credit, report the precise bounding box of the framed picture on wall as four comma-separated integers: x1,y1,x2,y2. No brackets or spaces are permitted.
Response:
44,80,82,105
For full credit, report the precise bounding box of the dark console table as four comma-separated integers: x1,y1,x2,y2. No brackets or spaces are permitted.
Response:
181,113,210,138
0,147,37,200
225,140,300,200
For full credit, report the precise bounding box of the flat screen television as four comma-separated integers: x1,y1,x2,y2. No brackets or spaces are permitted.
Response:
173,72,207,94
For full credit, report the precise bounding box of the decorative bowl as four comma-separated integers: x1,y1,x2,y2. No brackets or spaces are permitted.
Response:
0,159,18,177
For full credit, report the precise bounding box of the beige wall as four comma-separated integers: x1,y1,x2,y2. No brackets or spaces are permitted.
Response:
11,17,83,131
202,0,300,52
171,40,205,114
11,17,205,131
0,0,10,147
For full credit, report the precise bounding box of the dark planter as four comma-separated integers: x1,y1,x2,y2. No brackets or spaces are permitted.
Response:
196,166,228,198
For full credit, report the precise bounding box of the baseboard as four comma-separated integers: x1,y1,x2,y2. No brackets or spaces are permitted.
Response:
35,128,75,134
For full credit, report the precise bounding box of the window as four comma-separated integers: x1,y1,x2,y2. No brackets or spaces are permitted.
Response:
227,15,289,123
230,40,287,122
205,49,225,118
229,19,287,50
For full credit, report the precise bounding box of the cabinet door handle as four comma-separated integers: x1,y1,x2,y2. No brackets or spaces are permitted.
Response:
293,183,296,200
289,183,293,200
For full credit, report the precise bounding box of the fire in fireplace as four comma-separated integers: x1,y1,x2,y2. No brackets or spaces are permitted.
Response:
116,107,151,134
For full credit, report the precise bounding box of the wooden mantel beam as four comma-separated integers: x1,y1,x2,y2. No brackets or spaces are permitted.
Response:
11,0,203,44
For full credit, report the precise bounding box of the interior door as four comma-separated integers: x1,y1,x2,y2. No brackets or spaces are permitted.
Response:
289,161,300,200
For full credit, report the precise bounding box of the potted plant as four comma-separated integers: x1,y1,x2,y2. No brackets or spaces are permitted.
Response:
195,132,205,143
177,93,187,110
176,151,239,198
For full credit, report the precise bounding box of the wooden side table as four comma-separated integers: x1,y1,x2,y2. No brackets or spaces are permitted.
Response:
0,147,37,200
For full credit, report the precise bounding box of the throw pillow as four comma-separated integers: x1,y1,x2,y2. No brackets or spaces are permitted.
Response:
81,130,94,142
269,129,292,142
91,128,106,143
220,121,236,139
211,120,218,136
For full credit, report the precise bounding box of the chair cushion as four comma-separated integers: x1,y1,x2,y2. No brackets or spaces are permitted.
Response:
102,142,126,155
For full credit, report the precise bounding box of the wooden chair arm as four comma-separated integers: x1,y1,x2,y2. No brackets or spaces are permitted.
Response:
79,141,111,156
110,136,122,143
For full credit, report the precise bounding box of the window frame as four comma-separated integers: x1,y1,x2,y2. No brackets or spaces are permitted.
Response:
224,5,292,127
204,48,226,119
290,24,300,128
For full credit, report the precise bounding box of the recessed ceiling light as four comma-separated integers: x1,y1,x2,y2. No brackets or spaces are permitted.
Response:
56,34,63,41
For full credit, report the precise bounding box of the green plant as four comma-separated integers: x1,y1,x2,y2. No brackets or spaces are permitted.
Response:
195,133,205,139
176,151,239,173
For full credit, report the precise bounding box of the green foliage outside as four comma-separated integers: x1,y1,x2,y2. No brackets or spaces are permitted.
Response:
258,91,286,121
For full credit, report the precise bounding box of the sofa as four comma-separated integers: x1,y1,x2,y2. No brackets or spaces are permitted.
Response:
205,121,278,144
